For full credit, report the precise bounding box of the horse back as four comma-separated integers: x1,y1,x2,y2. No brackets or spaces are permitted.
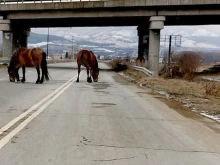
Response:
77,50,92,66
30,48,44,66
16,47,44,67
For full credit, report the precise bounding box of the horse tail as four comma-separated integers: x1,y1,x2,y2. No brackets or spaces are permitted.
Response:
41,51,49,81
81,52,90,69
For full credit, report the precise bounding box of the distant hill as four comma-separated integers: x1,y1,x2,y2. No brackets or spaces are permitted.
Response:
29,32,70,44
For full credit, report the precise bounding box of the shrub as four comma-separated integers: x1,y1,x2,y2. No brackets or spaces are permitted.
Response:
177,52,202,80
109,59,127,72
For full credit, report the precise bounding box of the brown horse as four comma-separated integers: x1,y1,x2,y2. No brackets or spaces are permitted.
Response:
8,47,49,84
136,56,145,66
76,49,99,83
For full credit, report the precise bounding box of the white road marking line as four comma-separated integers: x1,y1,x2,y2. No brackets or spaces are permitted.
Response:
0,72,84,149
0,72,83,136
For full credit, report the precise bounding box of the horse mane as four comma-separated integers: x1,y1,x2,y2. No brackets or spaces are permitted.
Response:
90,51,99,71
8,49,19,69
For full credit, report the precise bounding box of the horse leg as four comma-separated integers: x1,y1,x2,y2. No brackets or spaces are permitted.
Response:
16,69,20,82
40,66,45,84
36,66,41,84
76,64,81,82
15,64,21,82
21,66,26,83
87,67,92,83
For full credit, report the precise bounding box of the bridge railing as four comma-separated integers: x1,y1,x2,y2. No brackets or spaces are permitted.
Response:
0,0,112,4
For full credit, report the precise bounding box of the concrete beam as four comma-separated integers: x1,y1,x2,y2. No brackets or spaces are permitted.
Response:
0,19,11,31
149,16,165,30
158,9,220,15
7,10,156,19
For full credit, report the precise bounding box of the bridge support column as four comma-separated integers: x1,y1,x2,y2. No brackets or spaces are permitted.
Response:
137,24,149,66
12,27,30,48
148,16,165,77
2,26,30,59
0,18,12,60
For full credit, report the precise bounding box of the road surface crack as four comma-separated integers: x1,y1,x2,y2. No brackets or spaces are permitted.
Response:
81,143,220,155
92,156,135,162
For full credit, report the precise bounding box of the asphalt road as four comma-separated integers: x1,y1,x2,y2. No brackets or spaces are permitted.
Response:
0,62,219,165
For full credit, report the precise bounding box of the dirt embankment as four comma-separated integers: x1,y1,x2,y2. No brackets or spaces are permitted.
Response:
119,68,220,123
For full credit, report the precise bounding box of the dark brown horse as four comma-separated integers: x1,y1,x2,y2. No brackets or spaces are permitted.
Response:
136,56,145,67
8,47,49,84
76,49,99,83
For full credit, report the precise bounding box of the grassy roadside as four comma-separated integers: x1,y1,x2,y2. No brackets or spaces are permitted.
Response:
118,68,220,123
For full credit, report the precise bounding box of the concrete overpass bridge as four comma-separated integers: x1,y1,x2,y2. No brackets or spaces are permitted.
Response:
1,0,220,76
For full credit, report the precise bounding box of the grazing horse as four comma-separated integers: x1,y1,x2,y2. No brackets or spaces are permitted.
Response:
76,49,99,83
136,56,145,67
8,47,49,84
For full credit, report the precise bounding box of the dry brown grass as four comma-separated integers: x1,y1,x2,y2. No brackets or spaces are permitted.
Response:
123,69,220,116
0,64,7,68
202,80,220,97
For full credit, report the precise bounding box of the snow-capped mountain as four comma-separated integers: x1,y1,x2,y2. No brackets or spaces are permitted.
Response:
31,25,220,51
1,25,220,56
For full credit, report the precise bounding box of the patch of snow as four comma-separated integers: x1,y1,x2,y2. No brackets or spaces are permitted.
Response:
191,28,219,37
200,112,220,123
202,77,220,82
93,48,115,53
181,39,220,49
80,45,98,48
28,42,54,47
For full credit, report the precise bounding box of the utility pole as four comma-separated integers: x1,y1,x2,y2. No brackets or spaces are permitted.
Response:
46,27,49,59
168,35,172,66
72,36,73,53
160,34,182,65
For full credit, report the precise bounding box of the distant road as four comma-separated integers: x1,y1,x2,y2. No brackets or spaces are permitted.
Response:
47,61,111,70
0,62,219,165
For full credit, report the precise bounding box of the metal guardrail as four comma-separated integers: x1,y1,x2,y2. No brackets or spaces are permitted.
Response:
0,0,111,4
128,65,154,77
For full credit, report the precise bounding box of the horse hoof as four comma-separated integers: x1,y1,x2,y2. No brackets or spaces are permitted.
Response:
21,79,25,83
87,77,92,83
76,79,79,83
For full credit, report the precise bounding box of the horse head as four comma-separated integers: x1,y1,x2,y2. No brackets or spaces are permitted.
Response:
7,49,19,82
8,65,16,82
91,67,99,82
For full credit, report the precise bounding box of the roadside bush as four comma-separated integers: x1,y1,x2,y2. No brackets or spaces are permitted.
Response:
109,59,127,72
109,59,120,68
159,63,183,79
177,52,202,81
